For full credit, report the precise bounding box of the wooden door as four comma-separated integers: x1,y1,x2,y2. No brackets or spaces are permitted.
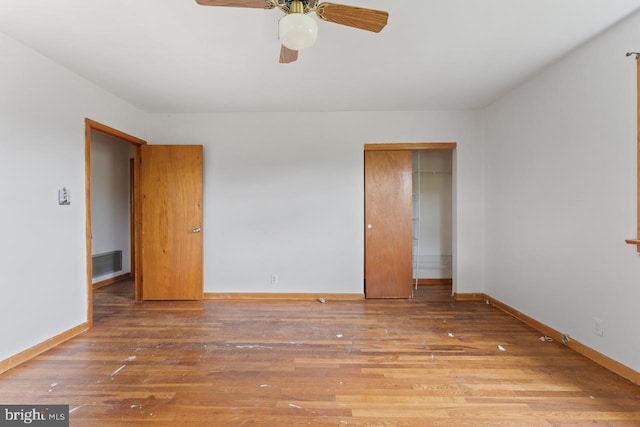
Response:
364,150,413,298
140,145,203,300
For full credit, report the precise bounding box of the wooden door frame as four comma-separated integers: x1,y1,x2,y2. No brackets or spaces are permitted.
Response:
364,142,457,295
625,57,640,249
85,118,147,326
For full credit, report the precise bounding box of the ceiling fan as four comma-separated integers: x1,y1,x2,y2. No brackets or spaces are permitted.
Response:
195,0,389,63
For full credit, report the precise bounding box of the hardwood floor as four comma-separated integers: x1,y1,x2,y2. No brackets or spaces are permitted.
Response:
1,280,639,426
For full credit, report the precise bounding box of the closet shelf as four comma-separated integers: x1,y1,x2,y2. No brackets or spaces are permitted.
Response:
413,170,452,175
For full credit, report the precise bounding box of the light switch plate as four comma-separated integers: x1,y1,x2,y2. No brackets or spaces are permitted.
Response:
58,187,70,205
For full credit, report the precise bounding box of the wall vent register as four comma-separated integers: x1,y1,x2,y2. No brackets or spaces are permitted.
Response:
92,250,122,277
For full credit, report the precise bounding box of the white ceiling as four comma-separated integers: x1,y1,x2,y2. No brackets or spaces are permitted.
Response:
1,0,639,113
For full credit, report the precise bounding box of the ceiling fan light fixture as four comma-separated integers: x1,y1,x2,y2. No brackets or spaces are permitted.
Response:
278,13,318,50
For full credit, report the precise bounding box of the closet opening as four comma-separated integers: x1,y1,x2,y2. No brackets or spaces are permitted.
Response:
412,150,453,293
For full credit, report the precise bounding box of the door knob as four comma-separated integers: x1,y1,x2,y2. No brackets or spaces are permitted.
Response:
192,227,201,233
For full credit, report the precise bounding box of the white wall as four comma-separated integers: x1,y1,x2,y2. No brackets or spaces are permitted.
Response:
0,32,149,362
91,132,133,283
484,11,640,372
147,111,484,295
0,30,484,364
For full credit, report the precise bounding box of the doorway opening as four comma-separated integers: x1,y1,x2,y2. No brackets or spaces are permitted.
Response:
85,119,146,326
412,150,453,294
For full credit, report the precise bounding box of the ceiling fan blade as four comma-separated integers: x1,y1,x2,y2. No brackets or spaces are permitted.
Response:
279,45,299,64
316,2,388,33
195,0,273,8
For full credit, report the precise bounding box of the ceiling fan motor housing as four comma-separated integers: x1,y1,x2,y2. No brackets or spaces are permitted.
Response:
276,0,317,14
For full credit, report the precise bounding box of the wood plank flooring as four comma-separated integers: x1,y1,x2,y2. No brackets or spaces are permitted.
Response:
1,280,639,426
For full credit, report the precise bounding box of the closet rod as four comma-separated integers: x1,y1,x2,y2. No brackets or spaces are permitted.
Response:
414,170,452,174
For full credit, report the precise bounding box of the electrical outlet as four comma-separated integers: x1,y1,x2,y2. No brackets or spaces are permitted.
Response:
270,274,278,285
592,317,604,336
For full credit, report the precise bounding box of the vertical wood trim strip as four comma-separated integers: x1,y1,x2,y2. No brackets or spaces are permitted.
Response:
134,146,143,300
636,60,640,252
129,159,136,279
623,61,640,248
84,120,94,327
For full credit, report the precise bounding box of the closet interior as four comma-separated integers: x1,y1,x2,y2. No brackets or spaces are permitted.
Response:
412,150,453,287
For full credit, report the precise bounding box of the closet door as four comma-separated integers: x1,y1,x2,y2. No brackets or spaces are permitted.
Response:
364,150,413,298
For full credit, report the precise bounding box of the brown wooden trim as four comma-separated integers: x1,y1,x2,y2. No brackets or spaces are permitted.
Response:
485,294,640,386
630,61,640,252
86,118,147,146
204,293,365,301
84,122,93,327
129,159,136,279
0,322,89,375
415,278,452,286
453,292,485,301
485,295,560,339
133,145,143,301
636,60,640,253
364,143,457,151
92,273,132,290
85,118,147,318
566,338,640,387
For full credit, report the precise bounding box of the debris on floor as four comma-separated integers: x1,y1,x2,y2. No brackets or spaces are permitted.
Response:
235,344,273,349
317,298,326,303
497,345,506,351
110,365,126,377
539,335,553,342
69,405,88,414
